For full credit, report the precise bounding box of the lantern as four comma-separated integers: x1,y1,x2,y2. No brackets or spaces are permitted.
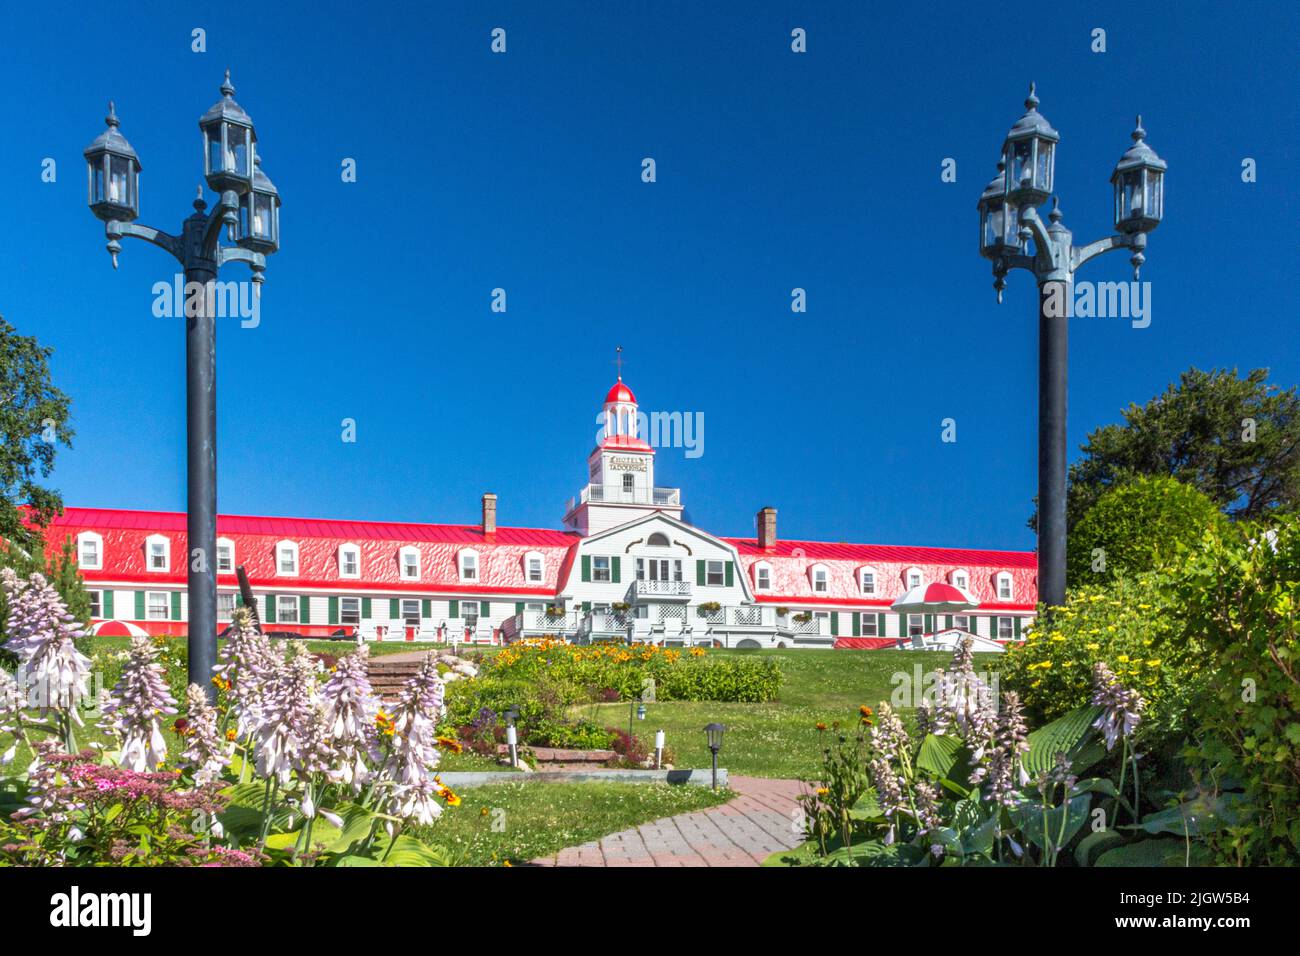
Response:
1001,83,1059,209
1111,116,1166,234
978,161,1022,259
84,102,141,222
199,70,256,193
238,156,281,252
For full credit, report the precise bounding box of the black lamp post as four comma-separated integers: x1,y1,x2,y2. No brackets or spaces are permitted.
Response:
704,722,725,790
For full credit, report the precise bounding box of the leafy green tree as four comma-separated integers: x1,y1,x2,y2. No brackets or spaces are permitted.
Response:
1066,476,1226,586
0,315,74,547
1030,367,1300,532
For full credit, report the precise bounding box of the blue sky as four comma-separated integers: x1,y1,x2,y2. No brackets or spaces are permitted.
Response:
2,0,1296,550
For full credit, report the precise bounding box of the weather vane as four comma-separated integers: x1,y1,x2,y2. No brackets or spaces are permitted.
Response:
614,345,624,380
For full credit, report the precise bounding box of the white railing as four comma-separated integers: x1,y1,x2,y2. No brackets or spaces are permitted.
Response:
781,614,831,636
692,605,780,629
627,579,691,601
578,610,630,640
577,484,681,507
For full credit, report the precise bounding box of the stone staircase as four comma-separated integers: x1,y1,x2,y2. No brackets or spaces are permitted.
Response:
366,656,424,701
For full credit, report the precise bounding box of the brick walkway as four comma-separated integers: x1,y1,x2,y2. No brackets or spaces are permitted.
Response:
531,776,809,867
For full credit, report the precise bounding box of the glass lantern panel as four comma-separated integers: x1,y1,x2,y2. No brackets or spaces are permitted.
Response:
1004,203,1021,248
205,126,222,176
109,155,131,207
1123,171,1143,221
1036,141,1054,193
1009,140,1033,191
1146,172,1162,220
253,193,273,238
227,126,250,177
90,159,106,204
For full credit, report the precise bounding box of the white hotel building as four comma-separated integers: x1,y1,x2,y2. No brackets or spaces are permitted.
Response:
40,378,1038,649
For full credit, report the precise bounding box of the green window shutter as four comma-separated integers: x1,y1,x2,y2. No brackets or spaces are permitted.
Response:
581,555,591,582
362,596,372,619
171,591,181,621
134,591,145,620
611,557,621,583
878,613,886,637
582,601,592,613
725,561,734,587
696,560,706,586
449,599,459,618
851,613,860,637
899,613,909,637
266,595,277,624
328,596,339,624
831,611,839,635
1014,617,1022,639
422,599,431,619
300,596,310,624
924,613,934,634
103,590,114,618
389,598,400,619
480,601,490,616
945,614,953,630
972,616,981,636
515,601,524,615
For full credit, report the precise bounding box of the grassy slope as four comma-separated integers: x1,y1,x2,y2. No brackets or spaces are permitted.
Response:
578,649,976,779
410,780,730,866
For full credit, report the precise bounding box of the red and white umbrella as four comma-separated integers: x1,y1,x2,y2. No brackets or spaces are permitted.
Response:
90,619,150,638
890,582,980,614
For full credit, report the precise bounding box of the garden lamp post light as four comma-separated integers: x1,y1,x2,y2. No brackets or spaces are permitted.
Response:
85,71,280,701
504,707,520,768
978,84,1165,610
654,729,665,770
704,722,725,790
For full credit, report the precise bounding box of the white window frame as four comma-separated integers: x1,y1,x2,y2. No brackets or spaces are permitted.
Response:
146,591,170,621
908,613,925,637
997,616,1014,639
338,543,361,579
87,588,103,618
904,567,924,589
592,556,612,582
399,546,421,581
705,559,725,587
859,566,877,595
276,594,299,624
145,534,170,573
400,598,421,627
215,537,235,574
753,560,772,592
949,569,970,591
217,591,236,621
809,563,829,593
276,540,300,577
954,614,971,632
77,531,103,570
459,549,480,582
523,551,544,584
339,597,361,625
860,612,878,637
995,572,1014,601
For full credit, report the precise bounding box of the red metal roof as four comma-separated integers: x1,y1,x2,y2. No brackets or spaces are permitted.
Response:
605,379,637,404
725,537,1037,567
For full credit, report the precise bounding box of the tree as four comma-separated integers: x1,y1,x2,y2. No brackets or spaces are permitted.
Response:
1030,367,1300,532
1066,476,1226,586
0,315,74,548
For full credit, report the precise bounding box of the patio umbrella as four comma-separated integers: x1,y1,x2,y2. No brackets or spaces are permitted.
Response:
91,619,150,638
890,582,980,616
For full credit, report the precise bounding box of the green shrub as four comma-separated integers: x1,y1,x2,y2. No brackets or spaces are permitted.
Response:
1163,516,1300,865
1067,476,1226,587
1000,574,1203,752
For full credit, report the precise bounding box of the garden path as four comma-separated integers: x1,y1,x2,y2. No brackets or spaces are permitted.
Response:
530,775,808,867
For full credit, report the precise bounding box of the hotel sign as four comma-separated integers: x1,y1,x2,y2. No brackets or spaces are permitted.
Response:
609,456,648,472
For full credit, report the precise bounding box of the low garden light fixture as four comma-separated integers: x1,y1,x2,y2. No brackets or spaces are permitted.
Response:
704,722,725,790
637,702,647,721
654,729,665,770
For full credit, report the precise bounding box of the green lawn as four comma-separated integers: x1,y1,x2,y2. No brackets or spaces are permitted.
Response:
577,648,987,779
410,780,730,866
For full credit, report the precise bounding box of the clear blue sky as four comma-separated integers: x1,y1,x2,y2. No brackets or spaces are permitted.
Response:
2,0,1296,550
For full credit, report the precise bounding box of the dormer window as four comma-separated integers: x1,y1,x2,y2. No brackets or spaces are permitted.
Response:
216,538,235,573
77,531,103,570
859,567,877,595
339,544,361,578
400,546,421,581
753,561,772,591
459,549,479,582
145,534,170,572
523,551,544,583
904,568,924,589
276,540,299,576
996,572,1014,601
809,563,829,593
950,569,969,591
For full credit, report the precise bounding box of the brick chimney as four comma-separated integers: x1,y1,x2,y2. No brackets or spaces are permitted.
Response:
757,506,777,549
481,493,497,536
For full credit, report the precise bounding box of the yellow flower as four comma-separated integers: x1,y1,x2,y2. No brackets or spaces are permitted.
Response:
1117,654,1130,663
1085,643,1100,651
816,787,829,796
1146,659,1161,667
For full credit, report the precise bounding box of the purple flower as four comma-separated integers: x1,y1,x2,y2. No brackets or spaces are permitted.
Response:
100,635,179,772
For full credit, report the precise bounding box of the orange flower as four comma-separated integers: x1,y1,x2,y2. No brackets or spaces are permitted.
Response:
375,711,396,736
436,736,464,754
815,722,827,731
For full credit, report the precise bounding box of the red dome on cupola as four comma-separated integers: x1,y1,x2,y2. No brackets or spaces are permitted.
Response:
605,378,637,405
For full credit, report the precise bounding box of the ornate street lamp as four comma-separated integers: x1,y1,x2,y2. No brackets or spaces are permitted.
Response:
85,71,280,700
977,86,1165,610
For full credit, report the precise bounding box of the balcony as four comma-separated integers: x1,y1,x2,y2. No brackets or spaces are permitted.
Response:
503,608,576,642
575,483,681,507
627,579,691,602
577,610,631,642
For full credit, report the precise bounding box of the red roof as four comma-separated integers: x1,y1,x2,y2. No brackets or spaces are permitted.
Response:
725,537,1037,567
605,379,637,404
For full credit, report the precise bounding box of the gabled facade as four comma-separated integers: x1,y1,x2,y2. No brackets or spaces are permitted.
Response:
34,377,1038,648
